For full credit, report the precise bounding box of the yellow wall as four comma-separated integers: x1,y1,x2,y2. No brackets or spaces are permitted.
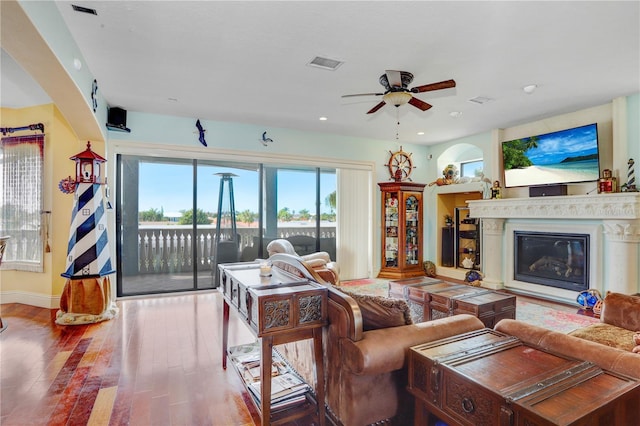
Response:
0,104,103,308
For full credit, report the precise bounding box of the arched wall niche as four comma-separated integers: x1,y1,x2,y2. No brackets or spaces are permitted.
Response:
436,143,484,181
430,142,486,282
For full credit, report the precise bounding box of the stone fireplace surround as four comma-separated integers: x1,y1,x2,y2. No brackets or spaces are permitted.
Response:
467,193,640,304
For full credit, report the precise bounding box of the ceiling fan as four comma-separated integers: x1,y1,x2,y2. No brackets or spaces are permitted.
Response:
342,70,456,114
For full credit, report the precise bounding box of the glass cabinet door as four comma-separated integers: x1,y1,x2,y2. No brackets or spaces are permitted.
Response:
383,190,399,268
404,194,420,267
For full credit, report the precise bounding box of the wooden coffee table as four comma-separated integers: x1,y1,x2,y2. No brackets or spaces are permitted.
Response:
389,278,516,327
388,276,444,299
408,329,640,426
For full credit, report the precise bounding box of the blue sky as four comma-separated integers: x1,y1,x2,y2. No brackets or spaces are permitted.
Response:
523,124,598,166
138,163,336,215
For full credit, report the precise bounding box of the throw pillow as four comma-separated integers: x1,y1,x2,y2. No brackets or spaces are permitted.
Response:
336,287,413,331
568,323,636,352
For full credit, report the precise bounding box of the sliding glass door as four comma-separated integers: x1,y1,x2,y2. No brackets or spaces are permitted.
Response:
116,155,334,297
119,156,196,295
266,167,336,259
196,163,260,288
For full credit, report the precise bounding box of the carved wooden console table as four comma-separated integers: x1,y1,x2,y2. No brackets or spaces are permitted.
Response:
219,255,327,426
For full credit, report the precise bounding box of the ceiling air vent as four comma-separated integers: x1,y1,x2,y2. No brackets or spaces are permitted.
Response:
468,96,493,105
71,4,98,15
307,56,344,71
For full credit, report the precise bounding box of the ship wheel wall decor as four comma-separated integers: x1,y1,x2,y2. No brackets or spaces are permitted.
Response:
387,147,415,181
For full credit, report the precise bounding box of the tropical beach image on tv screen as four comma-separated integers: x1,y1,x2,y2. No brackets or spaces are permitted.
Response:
502,123,599,188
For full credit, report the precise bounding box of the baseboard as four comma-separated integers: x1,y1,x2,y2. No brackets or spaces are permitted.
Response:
501,286,575,307
480,279,504,290
0,290,60,309
435,266,467,282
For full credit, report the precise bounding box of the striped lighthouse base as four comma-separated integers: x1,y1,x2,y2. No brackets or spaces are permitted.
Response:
55,276,119,325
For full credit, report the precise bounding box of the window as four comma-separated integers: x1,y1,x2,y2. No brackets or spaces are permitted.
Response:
460,159,484,178
0,134,44,271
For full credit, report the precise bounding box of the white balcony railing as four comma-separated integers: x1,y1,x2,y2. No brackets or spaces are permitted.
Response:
135,224,336,274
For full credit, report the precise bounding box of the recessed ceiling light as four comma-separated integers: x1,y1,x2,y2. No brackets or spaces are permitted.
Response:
73,58,82,70
417,131,425,135
523,84,538,94
319,116,328,121
449,111,463,118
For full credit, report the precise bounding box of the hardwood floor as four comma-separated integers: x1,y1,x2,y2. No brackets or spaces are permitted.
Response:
0,292,267,426
0,287,585,425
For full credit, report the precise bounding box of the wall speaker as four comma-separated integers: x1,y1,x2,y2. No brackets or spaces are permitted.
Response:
106,107,130,132
441,227,455,267
529,184,567,197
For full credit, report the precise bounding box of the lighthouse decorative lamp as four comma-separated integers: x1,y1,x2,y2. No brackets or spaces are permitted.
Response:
56,141,118,325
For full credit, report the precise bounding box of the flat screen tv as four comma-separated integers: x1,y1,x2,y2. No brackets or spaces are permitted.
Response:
502,123,599,188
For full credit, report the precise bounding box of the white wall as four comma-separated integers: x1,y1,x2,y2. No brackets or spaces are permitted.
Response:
107,111,434,278
424,95,640,292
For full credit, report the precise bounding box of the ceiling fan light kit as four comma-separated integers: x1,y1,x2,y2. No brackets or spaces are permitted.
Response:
383,91,412,107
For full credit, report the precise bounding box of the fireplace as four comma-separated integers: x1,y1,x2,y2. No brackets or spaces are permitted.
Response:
514,231,589,292
467,193,640,303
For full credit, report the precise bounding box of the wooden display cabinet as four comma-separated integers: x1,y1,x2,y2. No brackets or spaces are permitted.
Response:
378,181,426,279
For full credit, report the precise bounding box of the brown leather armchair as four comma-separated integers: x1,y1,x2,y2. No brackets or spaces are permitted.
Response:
275,286,484,424
269,254,485,425
323,287,484,425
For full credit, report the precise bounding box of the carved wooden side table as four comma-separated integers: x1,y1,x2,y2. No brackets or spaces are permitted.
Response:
219,261,327,426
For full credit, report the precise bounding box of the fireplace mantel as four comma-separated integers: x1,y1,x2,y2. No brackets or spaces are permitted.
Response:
467,193,640,220
464,193,640,303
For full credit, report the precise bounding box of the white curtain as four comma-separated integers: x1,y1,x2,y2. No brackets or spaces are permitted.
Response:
336,168,373,280
0,134,44,272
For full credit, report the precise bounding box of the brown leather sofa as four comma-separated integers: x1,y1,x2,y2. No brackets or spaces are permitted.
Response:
495,317,640,380
496,292,640,381
568,292,640,352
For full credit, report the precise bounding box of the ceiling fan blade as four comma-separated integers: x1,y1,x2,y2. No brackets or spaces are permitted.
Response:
411,79,456,93
366,101,386,114
385,70,403,88
342,92,384,98
408,97,433,111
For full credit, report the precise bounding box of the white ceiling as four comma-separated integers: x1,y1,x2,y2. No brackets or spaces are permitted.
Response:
3,1,640,145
